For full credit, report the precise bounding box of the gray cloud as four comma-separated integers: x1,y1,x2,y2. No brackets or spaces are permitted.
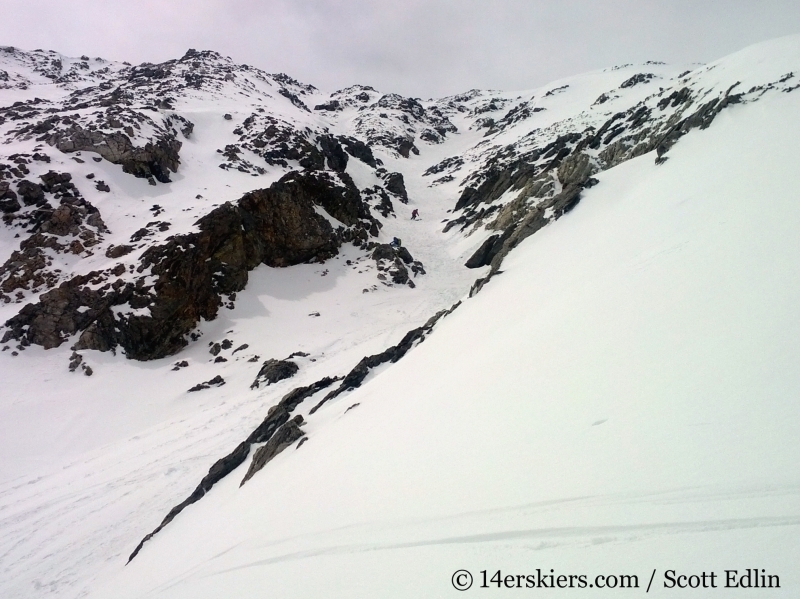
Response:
4,0,800,97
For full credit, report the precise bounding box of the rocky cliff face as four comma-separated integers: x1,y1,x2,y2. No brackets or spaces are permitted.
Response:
432,71,799,295
2,171,378,359
0,47,443,359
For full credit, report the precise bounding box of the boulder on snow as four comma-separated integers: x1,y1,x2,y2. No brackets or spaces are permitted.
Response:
250,359,299,389
465,234,501,269
0,182,20,213
16,180,45,206
188,375,225,392
383,171,408,203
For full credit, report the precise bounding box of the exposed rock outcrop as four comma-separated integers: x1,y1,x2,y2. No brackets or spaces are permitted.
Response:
0,171,108,304
239,416,305,486
382,171,408,204
2,171,379,359
250,359,299,389
464,233,506,269
129,299,461,561
337,135,377,167
187,375,225,392
456,75,774,297
0,182,20,213
128,375,339,562
310,301,460,414
369,241,425,287
46,125,181,183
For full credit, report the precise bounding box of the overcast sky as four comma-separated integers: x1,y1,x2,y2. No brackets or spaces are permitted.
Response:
4,1,800,97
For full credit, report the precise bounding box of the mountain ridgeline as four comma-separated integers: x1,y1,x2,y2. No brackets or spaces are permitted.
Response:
1,46,796,361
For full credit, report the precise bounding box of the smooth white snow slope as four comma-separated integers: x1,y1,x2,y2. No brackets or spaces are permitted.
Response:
92,50,800,597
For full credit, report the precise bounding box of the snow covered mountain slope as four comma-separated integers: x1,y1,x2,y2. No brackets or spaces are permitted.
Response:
1,35,800,598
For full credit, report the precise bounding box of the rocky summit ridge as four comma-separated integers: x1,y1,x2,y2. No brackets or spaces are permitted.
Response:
2,42,796,363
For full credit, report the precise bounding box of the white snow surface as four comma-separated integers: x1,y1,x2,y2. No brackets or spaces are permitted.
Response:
1,35,800,598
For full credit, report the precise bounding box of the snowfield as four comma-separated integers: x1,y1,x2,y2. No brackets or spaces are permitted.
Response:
1,36,799,598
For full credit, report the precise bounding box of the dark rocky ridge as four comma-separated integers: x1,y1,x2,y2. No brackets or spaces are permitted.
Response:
239,415,306,486
309,301,460,414
2,171,380,359
381,171,409,203
46,124,182,183
7,101,191,185
127,376,339,562
128,300,461,562
450,74,797,295
228,113,348,172
0,46,339,193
